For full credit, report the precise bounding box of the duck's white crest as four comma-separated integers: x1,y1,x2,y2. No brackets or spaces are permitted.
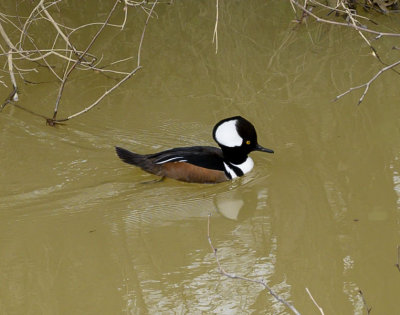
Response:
214,120,242,147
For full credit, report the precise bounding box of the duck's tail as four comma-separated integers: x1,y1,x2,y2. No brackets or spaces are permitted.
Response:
115,146,145,166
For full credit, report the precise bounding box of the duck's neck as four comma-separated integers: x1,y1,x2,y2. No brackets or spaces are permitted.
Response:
221,147,248,165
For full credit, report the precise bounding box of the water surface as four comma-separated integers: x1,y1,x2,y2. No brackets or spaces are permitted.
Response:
1,1,400,314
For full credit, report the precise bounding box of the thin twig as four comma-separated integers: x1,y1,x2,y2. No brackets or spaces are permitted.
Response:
137,0,157,67
121,2,128,30
0,49,96,63
207,213,301,315
358,290,372,315
395,245,400,272
305,287,325,315
212,0,219,54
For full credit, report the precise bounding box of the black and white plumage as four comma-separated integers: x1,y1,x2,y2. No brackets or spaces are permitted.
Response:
115,116,274,183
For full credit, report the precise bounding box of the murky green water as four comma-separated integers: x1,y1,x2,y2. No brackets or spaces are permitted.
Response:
1,1,400,314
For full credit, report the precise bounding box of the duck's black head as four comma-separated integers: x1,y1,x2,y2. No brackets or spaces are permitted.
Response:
212,116,274,164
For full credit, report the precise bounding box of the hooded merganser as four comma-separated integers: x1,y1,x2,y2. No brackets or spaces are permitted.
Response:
115,116,274,184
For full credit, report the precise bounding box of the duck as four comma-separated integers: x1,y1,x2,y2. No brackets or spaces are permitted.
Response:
115,116,274,183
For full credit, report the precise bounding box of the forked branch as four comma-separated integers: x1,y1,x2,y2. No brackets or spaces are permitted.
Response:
333,59,400,105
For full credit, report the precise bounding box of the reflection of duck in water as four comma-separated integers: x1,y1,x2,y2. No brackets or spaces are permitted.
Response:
116,116,274,184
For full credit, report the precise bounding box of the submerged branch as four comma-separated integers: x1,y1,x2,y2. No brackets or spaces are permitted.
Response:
207,213,301,315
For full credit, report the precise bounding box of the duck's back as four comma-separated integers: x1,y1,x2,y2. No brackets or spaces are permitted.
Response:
115,146,228,183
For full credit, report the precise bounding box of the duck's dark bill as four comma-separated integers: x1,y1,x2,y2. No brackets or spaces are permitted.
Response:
256,144,274,154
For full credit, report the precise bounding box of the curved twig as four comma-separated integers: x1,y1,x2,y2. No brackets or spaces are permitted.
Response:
212,0,219,54
305,287,325,315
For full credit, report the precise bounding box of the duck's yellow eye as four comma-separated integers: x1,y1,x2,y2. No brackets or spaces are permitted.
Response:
246,140,251,145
